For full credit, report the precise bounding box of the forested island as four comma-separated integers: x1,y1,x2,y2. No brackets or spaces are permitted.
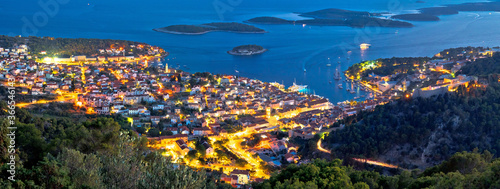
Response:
153,22,266,35
247,9,414,28
391,13,440,21
227,44,267,56
393,1,500,23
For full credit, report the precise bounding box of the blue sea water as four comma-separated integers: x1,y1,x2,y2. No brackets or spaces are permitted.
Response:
1,0,500,102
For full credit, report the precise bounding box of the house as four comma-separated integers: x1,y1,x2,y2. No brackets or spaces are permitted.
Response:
230,169,250,184
175,139,190,156
165,127,178,135
193,127,212,136
284,153,299,163
202,141,213,155
179,126,190,135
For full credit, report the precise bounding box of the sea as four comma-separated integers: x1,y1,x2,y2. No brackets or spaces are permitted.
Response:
1,0,500,103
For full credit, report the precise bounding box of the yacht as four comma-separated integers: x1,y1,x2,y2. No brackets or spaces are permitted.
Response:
360,43,371,50
333,63,342,80
288,82,308,92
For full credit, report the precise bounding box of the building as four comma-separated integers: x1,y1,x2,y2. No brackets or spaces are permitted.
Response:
230,169,250,184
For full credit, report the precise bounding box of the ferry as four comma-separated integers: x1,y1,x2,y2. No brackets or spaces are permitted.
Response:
360,43,371,50
288,82,308,92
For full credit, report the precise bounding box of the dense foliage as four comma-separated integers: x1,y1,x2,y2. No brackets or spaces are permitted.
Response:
157,22,266,34
346,57,429,79
255,151,500,189
0,35,150,57
391,14,440,21
460,52,500,76
327,79,500,167
0,102,223,188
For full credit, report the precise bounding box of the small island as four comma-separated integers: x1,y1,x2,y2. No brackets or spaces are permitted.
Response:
227,45,267,56
391,14,440,21
153,22,266,35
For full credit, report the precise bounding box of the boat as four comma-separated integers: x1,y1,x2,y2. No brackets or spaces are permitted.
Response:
304,68,307,72
350,90,356,94
329,81,332,84
360,43,371,50
288,81,308,92
326,64,331,67
333,63,342,80
338,84,343,89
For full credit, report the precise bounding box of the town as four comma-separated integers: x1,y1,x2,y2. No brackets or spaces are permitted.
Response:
1,38,497,187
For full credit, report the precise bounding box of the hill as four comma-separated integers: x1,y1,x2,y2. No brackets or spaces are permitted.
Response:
254,151,500,189
0,101,224,188
0,35,160,58
326,73,500,169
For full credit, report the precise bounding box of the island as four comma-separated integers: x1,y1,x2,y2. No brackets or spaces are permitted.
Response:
418,7,459,16
153,22,266,35
391,13,440,21
227,44,267,56
246,8,414,28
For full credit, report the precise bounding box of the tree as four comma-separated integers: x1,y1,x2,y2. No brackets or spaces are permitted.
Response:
148,128,161,137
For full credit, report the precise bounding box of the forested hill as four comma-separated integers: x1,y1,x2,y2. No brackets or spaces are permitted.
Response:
327,81,500,169
0,102,226,188
327,52,500,169
460,52,500,76
254,151,500,189
0,35,161,57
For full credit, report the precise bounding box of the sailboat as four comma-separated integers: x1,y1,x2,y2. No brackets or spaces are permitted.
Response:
350,82,356,94
333,62,342,80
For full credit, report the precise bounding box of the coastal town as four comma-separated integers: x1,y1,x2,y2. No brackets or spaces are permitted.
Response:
1,38,498,187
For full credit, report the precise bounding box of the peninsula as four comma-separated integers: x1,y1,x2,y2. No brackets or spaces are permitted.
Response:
227,44,267,56
153,22,266,35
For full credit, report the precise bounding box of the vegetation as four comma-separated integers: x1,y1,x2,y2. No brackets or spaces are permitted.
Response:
346,57,429,80
0,102,221,188
435,46,489,60
0,35,152,57
246,17,293,24
154,22,266,34
254,151,500,189
299,8,378,19
326,78,500,168
247,15,414,28
391,14,440,21
418,7,459,16
460,52,500,76
228,44,267,55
